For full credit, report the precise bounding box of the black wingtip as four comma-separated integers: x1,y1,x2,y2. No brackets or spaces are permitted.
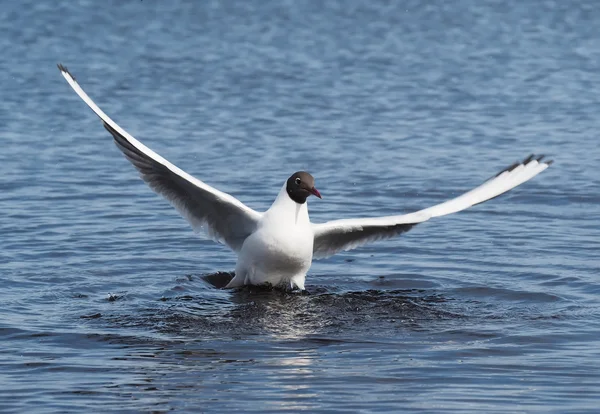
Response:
523,153,554,166
57,63,75,80
495,161,520,177
493,153,553,179
523,154,535,164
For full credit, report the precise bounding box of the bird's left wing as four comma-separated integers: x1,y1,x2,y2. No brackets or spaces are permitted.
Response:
58,64,262,252
312,155,551,259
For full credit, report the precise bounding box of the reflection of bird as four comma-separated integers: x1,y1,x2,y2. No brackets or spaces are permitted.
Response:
58,64,552,291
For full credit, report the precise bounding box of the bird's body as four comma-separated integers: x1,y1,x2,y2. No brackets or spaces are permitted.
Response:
58,64,553,291
230,183,314,290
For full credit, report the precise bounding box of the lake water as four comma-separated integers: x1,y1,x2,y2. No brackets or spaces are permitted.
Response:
1,0,599,412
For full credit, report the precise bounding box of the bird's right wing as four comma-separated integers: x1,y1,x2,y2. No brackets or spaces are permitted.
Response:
312,155,551,259
58,64,262,252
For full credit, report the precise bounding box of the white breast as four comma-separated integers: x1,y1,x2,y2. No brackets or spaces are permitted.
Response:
233,184,314,289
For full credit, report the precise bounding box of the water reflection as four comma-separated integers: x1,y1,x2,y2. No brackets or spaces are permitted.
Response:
137,271,464,344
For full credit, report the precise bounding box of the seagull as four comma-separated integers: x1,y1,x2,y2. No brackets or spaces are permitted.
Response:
58,64,552,291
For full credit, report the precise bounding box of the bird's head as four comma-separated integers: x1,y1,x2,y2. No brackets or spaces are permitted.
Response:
286,171,322,204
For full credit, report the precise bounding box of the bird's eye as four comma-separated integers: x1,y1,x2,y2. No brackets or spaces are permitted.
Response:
295,177,301,185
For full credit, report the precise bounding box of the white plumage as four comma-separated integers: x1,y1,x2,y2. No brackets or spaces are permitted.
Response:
58,64,552,290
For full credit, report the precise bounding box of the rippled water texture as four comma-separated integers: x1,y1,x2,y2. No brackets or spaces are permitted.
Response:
1,0,599,412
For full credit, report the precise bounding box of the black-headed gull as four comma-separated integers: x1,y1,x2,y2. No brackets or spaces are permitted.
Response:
58,64,552,291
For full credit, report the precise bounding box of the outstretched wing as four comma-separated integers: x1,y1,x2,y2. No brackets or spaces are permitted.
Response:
312,155,552,259
58,64,262,252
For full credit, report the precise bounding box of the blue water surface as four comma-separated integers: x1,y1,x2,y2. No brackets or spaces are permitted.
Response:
1,0,599,412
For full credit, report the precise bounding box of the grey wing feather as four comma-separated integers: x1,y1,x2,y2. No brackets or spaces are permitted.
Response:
312,155,552,259
312,212,430,259
105,122,258,250
313,221,420,259
58,64,261,251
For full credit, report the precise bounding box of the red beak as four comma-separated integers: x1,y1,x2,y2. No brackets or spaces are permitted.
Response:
311,187,322,199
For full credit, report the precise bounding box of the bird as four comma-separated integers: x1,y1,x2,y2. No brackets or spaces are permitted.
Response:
58,64,552,291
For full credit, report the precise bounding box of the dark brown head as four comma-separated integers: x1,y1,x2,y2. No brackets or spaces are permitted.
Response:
286,171,322,204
